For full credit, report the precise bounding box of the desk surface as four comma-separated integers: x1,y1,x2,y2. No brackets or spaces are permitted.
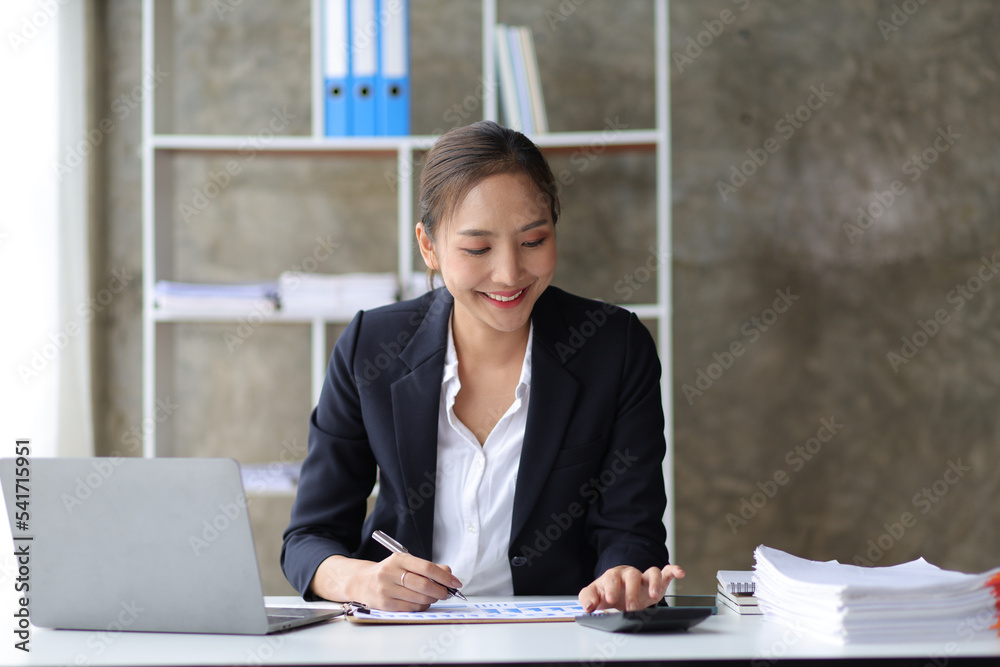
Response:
6,596,1000,666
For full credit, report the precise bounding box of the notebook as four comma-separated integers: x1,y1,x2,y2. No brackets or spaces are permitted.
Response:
0,457,342,634
716,570,761,615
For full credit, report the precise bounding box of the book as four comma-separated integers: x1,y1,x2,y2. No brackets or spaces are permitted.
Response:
494,24,548,134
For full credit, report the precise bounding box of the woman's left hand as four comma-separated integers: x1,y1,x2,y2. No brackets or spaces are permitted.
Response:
578,564,686,613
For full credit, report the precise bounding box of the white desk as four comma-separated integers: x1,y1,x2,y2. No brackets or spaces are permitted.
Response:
6,597,1000,666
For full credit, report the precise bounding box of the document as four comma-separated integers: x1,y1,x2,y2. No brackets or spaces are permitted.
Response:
348,599,585,624
753,545,1000,643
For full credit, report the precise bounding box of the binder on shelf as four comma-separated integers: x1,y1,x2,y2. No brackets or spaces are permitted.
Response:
519,27,548,134
495,24,520,131
322,0,350,136
350,0,379,136
377,0,409,135
494,25,547,135
507,26,533,134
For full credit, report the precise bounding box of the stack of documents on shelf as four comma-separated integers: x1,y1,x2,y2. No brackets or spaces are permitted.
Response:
278,272,398,317
405,271,445,300
717,570,762,615
153,281,278,315
753,545,1000,643
495,24,547,134
239,461,302,494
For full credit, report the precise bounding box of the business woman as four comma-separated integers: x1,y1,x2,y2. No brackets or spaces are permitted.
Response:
281,121,683,612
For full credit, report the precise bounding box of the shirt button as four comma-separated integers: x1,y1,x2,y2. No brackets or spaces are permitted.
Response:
466,524,478,534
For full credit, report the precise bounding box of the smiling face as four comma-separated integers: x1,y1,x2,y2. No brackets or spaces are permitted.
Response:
416,171,557,341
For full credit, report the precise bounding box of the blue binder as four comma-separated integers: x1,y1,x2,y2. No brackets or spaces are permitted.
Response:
350,0,378,136
322,0,350,136
377,0,409,135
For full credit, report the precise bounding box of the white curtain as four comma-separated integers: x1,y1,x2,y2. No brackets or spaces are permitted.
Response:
0,0,93,459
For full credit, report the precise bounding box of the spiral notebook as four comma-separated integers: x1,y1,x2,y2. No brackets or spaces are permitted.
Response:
716,570,761,615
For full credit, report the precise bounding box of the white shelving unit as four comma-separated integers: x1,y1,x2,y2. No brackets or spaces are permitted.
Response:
141,0,672,559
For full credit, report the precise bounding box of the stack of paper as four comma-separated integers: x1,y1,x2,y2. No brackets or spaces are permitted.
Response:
717,570,762,615
753,545,1000,643
404,271,445,300
239,461,302,494
495,24,547,135
278,272,398,317
153,281,279,315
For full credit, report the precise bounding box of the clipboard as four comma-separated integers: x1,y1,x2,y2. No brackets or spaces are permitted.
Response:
341,599,584,625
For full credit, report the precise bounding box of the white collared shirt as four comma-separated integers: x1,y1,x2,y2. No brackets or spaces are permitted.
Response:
431,317,532,595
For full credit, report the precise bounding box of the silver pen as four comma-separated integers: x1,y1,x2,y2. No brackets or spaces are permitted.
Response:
372,529,468,601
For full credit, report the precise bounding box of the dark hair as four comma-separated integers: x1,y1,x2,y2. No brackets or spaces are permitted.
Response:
419,121,560,241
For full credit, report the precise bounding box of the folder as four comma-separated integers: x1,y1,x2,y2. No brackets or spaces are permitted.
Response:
350,0,379,136
507,26,534,135
322,0,350,136
518,27,548,134
377,0,409,135
494,24,520,131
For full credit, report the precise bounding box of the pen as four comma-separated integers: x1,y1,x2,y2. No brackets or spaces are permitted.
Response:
372,529,468,601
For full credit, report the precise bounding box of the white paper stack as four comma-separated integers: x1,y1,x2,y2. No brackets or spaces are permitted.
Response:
404,272,445,300
753,545,1000,643
153,281,279,315
239,461,302,494
278,272,398,317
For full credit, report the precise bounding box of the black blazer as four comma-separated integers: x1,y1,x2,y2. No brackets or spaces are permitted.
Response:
281,286,669,599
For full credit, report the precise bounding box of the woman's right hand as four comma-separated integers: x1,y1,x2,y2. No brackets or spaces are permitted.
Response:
309,553,463,611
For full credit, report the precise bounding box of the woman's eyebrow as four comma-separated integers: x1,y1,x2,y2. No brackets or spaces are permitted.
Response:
457,219,550,237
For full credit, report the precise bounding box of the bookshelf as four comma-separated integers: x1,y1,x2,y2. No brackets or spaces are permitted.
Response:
140,0,672,563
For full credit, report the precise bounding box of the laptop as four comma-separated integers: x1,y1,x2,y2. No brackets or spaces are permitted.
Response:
0,457,343,634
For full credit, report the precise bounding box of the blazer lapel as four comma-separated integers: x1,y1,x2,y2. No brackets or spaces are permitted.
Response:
510,294,580,545
390,289,452,558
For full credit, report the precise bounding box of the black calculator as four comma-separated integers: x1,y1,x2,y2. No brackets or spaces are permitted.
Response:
574,595,717,633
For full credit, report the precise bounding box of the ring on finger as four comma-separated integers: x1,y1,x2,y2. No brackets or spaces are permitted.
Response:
400,571,407,587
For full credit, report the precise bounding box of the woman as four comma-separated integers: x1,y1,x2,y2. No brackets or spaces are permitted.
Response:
281,121,682,612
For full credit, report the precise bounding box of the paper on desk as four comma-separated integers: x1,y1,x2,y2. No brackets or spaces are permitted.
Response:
348,599,586,624
753,545,1000,643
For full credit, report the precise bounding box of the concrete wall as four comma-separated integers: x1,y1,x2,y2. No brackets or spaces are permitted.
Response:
93,1,999,596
